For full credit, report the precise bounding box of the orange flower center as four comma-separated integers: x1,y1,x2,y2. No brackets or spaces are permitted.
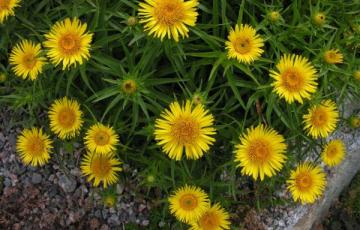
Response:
310,107,328,128
171,117,200,145
198,212,220,230
0,0,10,10
155,1,185,26
179,194,198,211
57,108,76,128
94,131,110,146
281,68,304,92
295,172,313,191
91,156,111,177
248,139,271,164
59,33,81,55
22,53,37,69
27,136,45,156
326,145,338,158
234,37,252,54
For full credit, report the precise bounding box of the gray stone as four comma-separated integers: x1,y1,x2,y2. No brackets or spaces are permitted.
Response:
58,175,77,193
107,214,120,226
4,178,11,187
31,173,42,184
101,209,109,219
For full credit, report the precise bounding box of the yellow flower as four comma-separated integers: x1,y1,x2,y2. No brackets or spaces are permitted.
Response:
321,139,345,167
0,72,6,82
9,40,46,80
303,100,339,138
287,162,326,204
313,12,326,26
225,24,264,64
234,124,287,181
353,70,360,80
44,18,93,70
268,11,281,23
154,101,216,160
190,203,231,230
0,0,20,24
138,0,199,42
270,54,318,104
16,127,53,166
80,151,122,188
323,49,343,64
168,185,210,223
121,79,138,95
84,123,119,155
48,97,83,140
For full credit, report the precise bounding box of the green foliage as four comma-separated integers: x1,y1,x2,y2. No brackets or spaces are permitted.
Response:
1,0,360,228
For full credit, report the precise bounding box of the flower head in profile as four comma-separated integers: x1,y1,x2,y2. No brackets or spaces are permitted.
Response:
168,185,210,223
313,12,326,26
321,139,345,167
154,101,216,161
16,127,53,166
323,49,343,64
138,0,199,42
190,203,231,230
234,124,287,181
287,162,326,204
270,54,318,104
44,18,93,70
48,97,83,139
84,123,119,155
303,100,339,138
0,0,20,24
9,40,46,80
225,24,264,64
80,151,122,188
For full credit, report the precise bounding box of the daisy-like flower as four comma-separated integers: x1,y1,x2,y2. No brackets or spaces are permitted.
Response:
84,123,119,155
270,54,318,104
303,100,339,138
168,185,210,223
353,70,360,80
80,151,122,188
234,124,287,181
44,18,93,70
48,97,83,140
321,139,346,167
9,40,46,80
190,203,231,230
154,101,216,161
225,24,264,64
313,12,326,26
287,162,326,204
121,79,138,95
138,0,199,42
0,0,20,24
323,49,343,64
16,127,53,166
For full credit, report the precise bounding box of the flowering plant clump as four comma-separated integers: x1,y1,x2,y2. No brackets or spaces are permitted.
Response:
1,0,359,228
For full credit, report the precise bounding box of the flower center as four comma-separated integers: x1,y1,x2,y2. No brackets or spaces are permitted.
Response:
57,108,76,128
22,54,37,69
248,139,270,164
199,212,220,230
326,145,338,158
0,0,10,10
179,194,198,211
91,156,111,177
155,1,185,26
59,34,81,54
281,69,304,92
295,172,313,191
234,37,252,54
171,117,200,145
122,80,137,94
94,131,110,146
311,108,328,128
27,136,45,156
